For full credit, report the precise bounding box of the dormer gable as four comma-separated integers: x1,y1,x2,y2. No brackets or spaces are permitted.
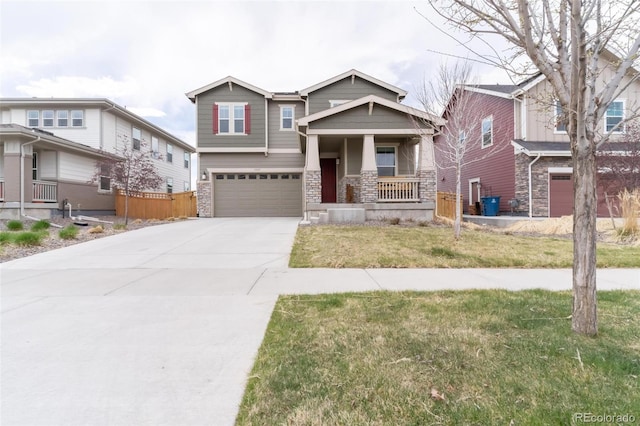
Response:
186,76,272,102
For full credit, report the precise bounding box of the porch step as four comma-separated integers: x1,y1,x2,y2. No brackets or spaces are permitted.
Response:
327,208,365,224
318,212,329,224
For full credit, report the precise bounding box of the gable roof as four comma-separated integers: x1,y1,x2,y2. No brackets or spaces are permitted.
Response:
186,76,272,102
299,69,408,99
297,94,445,127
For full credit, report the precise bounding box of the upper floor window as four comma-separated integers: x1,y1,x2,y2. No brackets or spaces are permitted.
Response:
167,144,173,163
151,136,159,158
605,100,625,133
280,105,294,130
27,110,39,127
57,110,68,127
132,127,141,150
376,146,396,177
70,110,83,127
481,116,493,148
166,177,173,194
213,103,250,135
458,130,466,147
555,101,567,133
183,152,189,169
42,110,54,127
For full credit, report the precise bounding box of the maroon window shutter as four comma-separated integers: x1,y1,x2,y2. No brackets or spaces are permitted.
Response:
245,104,251,134
213,105,219,134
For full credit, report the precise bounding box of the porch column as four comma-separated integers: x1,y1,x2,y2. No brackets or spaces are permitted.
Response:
304,134,321,203
360,134,378,203
2,140,23,203
417,135,436,202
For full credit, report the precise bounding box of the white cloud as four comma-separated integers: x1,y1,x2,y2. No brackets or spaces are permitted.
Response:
16,76,140,99
126,107,167,118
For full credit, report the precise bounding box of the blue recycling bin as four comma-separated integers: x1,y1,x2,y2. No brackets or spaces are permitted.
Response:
481,196,501,216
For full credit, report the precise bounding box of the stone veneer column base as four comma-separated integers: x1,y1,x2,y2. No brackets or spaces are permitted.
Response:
197,181,212,217
305,170,322,204
417,169,436,202
338,176,362,203
360,170,378,203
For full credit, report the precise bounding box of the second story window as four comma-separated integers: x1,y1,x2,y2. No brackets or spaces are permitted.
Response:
151,136,159,158
184,152,189,169
27,110,39,127
57,111,68,127
605,100,625,133
167,144,173,163
280,106,294,130
213,103,250,135
555,101,567,133
42,110,54,127
481,117,493,148
132,127,141,150
71,110,83,127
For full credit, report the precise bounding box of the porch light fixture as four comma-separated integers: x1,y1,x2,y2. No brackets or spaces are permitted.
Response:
201,171,207,180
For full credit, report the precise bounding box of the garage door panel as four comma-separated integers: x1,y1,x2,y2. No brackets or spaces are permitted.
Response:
214,173,302,217
549,174,573,217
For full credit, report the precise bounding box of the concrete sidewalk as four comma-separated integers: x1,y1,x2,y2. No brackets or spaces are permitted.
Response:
1,218,639,426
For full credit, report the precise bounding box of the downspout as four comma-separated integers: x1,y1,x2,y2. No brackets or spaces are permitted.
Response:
264,98,269,156
528,154,541,218
20,134,40,219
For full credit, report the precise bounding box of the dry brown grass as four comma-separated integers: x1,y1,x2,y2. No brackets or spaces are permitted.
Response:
619,189,640,236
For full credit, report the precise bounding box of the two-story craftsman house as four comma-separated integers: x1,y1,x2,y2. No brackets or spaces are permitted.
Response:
188,70,444,221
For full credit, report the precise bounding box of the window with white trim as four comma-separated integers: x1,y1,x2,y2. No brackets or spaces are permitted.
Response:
481,116,493,148
151,136,159,158
99,164,111,191
166,177,173,194
32,152,38,180
27,110,39,127
215,102,248,134
70,110,83,127
280,105,294,130
57,110,68,127
554,101,567,132
42,110,54,127
184,181,190,191
183,152,189,168
376,146,396,177
167,144,173,163
132,127,141,150
459,130,466,147
605,100,625,133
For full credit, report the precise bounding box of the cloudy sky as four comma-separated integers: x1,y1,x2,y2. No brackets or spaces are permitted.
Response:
1,0,512,149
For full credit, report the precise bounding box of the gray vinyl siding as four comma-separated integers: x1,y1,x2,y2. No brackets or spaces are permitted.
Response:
346,138,362,174
200,152,304,169
312,105,416,130
267,100,304,149
197,85,266,149
308,77,399,115
345,138,415,175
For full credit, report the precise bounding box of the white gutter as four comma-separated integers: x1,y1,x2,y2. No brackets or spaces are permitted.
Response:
528,154,542,218
264,98,269,156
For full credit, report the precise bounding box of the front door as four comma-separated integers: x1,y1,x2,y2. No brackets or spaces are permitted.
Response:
320,158,337,203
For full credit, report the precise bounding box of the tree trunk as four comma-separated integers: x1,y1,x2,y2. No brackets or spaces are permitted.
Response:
124,192,129,226
571,141,598,336
454,164,462,239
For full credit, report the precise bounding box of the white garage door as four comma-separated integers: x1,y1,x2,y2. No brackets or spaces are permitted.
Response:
213,173,302,217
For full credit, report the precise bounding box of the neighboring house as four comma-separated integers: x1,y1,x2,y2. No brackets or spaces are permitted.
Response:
0,98,195,219
435,63,640,217
187,69,444,221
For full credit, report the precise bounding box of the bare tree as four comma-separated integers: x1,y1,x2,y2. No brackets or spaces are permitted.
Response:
93,135,164,225
417,61,510,239
424,0,640,335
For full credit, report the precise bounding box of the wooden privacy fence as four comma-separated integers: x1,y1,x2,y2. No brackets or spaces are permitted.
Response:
116,190,197,219
437,191,464,220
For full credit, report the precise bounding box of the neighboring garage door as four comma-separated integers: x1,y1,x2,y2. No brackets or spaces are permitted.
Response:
213,173,302,217
549,174,573,217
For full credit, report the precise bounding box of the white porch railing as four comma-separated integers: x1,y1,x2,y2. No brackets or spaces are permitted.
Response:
377,177,420,202
0,179,4,201
33,180,57,202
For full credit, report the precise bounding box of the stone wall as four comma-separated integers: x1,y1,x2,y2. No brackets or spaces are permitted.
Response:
514,153,572,216
305,170,322,204
197,181,212,217
417,169,436,202
360,170,378,203
338,176,361,203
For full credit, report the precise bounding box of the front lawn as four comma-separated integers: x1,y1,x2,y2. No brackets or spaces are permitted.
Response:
236,290,640,425
289,225,640,268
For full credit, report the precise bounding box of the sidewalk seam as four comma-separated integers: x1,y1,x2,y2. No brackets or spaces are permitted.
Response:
364,269,384,290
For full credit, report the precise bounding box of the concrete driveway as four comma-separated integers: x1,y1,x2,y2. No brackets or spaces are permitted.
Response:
1,218,300,426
